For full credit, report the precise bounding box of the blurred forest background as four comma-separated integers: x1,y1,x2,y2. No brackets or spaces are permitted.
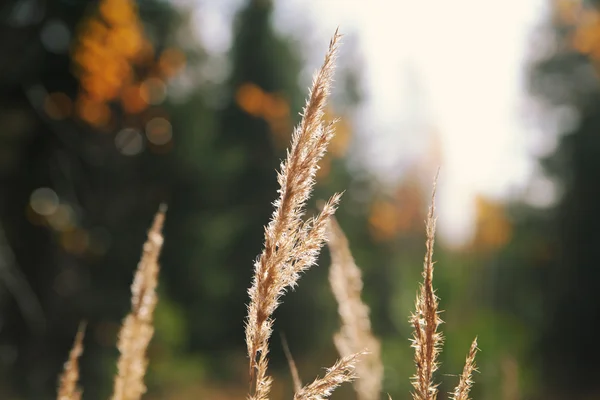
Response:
0,0,599,399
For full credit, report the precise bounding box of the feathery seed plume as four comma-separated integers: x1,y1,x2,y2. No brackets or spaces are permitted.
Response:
450,337,478,400
245,29,343,400
410,176,443,400
111,205,166,400
327,216,383,400
57,322,86,400
294,352,363,400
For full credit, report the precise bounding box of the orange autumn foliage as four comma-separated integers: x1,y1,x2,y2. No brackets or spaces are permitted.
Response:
70,0,184,127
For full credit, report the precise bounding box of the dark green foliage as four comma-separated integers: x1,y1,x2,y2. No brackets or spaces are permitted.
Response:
0,0,307,397
503,2,600,397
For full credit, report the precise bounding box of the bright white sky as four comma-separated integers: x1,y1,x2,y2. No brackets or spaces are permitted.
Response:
191,0,548,245
276,0,549,245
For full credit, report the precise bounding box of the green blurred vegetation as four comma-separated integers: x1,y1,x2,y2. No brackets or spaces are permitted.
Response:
0,0,599,399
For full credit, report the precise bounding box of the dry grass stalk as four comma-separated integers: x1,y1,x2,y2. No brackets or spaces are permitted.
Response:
450,338,478,400
245,29,343,400
327,216,383,400
410,177,443,400
111,205,166,400
57,322,86,400
294,352,363,400
281,333,302,392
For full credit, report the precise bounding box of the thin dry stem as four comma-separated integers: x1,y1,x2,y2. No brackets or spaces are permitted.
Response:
57,322,86,400
410,175,443,400
294,352,363,400
327,216,383,400
245,29,343,400
281,333,302,392
450,337,478,400
111,205,166,400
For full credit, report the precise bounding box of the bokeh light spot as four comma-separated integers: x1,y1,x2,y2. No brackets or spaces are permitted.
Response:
121,85,148,114
115,128,144,156
76,98,111,126
60,229,89,255
44,92,72,120
47,204,76,232
30,188,59,216
236,83,264,116
140,78,167,105
158,48,186,77
145,117,172,145
8,0,45,27
40,19,70,53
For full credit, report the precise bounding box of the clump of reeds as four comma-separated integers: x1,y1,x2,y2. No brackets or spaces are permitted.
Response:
55,28,481,400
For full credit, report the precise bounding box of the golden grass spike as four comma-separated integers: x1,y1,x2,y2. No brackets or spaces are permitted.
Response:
327,216,383,400
410,175,443,400
245,29,342,400
450,337,478,400
111,205,166,400
294,352,364,400
57,322,86,400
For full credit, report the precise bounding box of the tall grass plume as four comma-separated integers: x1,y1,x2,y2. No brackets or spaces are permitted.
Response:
245,28,362,400
57,322,86,400
409,177,443,400
405,177,479,400
294,352,364,400
111,205,166,400
327,216,383,400
450,337,478,400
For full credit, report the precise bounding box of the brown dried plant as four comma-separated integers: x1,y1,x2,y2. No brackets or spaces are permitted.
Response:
407,178,479,400
57,322,86,400
294,352,365,400
450,338,478,400
327,216,383,400
409,178,444,400
52,25,485,400
245,28,361,400
111,205,166,400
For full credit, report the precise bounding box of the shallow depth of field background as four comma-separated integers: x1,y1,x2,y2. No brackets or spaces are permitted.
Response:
0,0,597,399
